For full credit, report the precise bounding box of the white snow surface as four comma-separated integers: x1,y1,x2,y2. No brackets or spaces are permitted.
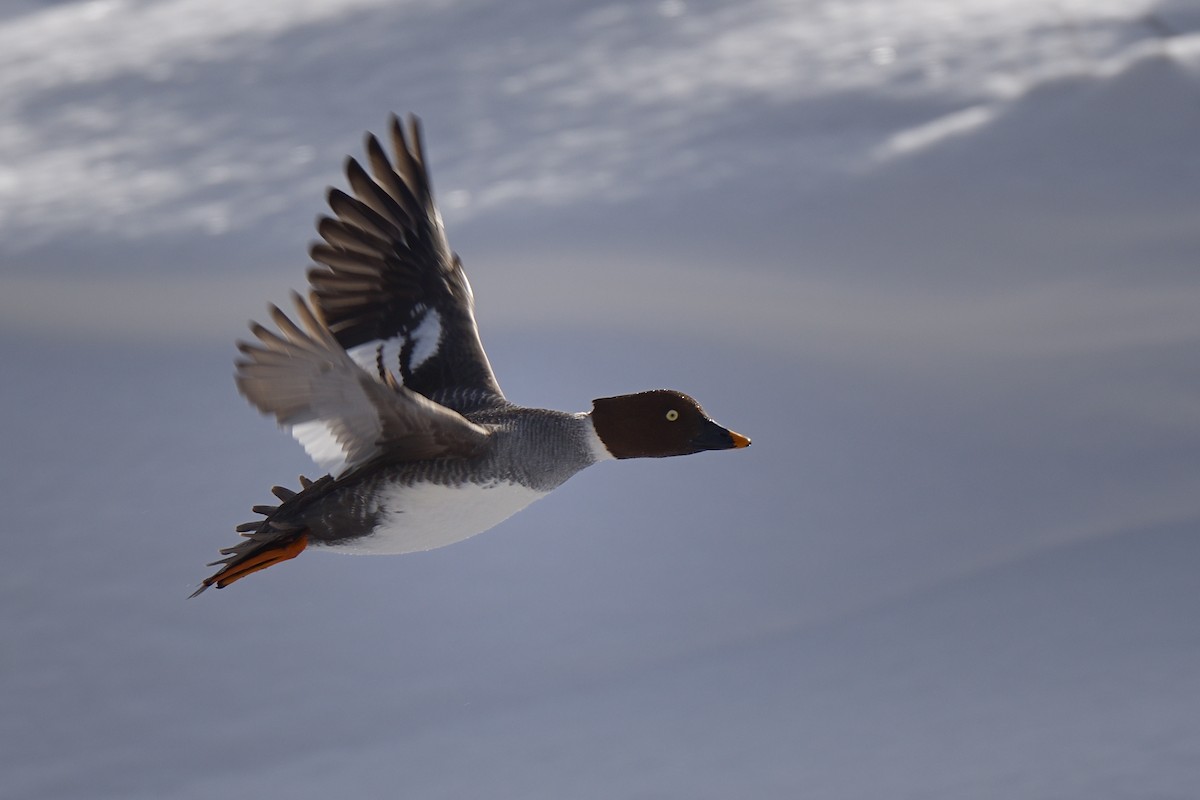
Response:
2,0,1199,797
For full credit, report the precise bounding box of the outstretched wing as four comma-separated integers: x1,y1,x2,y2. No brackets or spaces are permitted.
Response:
307,114,503,411
235,292,490,476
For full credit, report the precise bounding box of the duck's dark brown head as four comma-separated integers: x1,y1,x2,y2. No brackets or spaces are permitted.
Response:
591,389,750,459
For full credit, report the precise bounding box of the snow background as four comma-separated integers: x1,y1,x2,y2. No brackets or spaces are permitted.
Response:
2,0,1199,796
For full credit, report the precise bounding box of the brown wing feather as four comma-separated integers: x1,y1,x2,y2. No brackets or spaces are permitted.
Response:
235,292,490,475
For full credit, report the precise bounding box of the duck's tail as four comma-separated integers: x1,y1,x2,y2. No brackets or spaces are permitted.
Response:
191,475,332,597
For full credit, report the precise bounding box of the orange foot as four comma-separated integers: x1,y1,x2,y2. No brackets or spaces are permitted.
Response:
198,533,309,594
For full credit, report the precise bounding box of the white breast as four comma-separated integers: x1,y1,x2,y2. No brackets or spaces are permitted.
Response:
323,480,548,555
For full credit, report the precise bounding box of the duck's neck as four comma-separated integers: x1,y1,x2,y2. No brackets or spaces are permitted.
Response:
580,412,616,464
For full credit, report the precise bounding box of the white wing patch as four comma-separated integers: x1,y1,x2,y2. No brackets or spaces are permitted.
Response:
344,308,443,384
347,341,387,377
292,419,354,476
409,309,442,371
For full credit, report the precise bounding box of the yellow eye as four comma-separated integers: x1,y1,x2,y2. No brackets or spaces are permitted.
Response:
665,409,679,421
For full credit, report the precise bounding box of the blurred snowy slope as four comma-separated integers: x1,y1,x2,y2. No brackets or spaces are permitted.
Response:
0,0,1174,249
1,1,1199,797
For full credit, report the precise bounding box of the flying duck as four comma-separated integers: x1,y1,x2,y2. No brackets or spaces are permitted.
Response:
193,115,749,595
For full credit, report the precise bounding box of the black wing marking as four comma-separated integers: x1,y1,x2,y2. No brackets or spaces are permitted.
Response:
307,114,503,410
235,292,491,476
